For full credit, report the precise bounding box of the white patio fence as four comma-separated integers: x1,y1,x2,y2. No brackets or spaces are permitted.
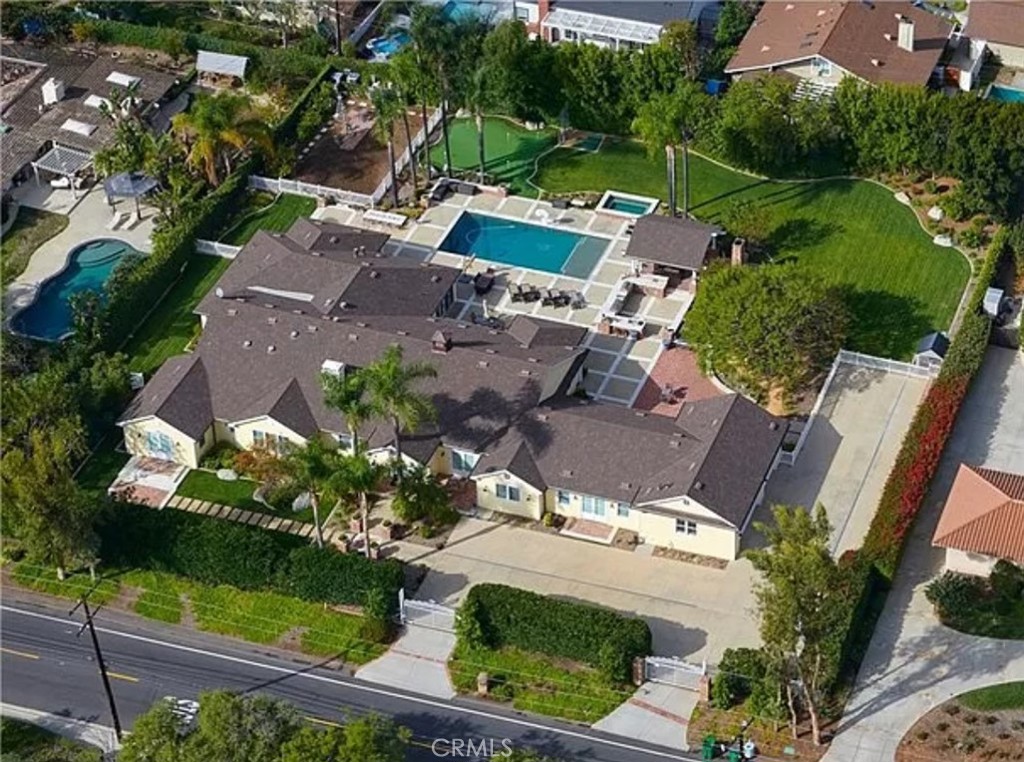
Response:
778,348,939,467
397,589,457,632
248,175,375,209
195,239,242,259
643,656,708,691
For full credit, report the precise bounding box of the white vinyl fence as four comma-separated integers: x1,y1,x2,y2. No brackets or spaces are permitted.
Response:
397,589,457,632
643,656,708,691
195,239,242,259
248,175,375,209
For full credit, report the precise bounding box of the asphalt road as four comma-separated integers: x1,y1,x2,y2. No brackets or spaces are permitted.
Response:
0,596,696,762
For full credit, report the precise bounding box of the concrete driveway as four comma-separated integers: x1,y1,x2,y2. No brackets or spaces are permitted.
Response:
752,363,928,556
825,348,1024,762
394,517,761,664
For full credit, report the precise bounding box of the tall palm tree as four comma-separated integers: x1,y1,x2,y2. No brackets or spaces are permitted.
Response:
361,345,437,466
410,4,454,174
284,438,341,549
633,92,683,217
321,370,372,452
370,85,402,208
466,67,489,184
332,450,387,559
171,93,274,185
388,51,424,197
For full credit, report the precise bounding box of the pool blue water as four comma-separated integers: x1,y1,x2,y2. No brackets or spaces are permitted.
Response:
440,211,608,278
604,196,653,216
989,85,1024,103
368,30,410,58
442,0,503,22
11,239,142,341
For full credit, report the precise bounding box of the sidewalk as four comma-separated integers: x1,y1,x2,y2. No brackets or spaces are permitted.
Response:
0,702,118,754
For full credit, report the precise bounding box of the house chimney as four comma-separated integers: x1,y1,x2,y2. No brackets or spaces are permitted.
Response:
431,330,452,353
41,77,65,106
538,0,551,40
896,15,915,52
731,238,747,267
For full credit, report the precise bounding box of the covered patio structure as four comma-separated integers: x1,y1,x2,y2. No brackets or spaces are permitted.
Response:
29,144,93,199
103,171,158,227
623,215,722,294
196,50,249,87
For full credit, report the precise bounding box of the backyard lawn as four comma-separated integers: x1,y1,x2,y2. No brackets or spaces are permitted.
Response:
176,470,263,511
217,192,316,246
533,139,971,359
430,116,557,194
0,207,69,287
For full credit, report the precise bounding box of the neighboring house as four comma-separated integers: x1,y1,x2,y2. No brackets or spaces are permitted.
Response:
0,44,179,192
725,0,953,94
516,0,720,49
933,464,1024,575
963,0,1024,68
913,331,949,370
120,216,786,560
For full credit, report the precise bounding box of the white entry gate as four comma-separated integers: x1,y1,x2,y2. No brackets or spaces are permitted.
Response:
644,656,708,691
397,589,457,632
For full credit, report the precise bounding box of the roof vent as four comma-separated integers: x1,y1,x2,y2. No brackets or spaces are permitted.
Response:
331,316,342,322
215,287,225,298
785,2,794,9
760,45,771,53
290,330,300,339
537,414,549,422
519,369,531,377
348,333,358,341
488,329,499,335
669,440,681,448
432,330,452,353
635,411,647,418
397,329,409,336
426,317,437,323
329,235,339,244
307,325,317,332
561,469,573,477
243,340,252,347
338,301,349,310
689,461,697,470
321,359,345,377
267,345,276,353
292,309,304,315
769,421,779,431
356,322,368,328
884,33,893,41
477,360,488,368
311,251,322,257
265,303,275,309
619,481,631,490
431,275,442,283
871,58,882,66
369,271,381,279
268,317,277,324
694,480,704,491
227,308,238,316
485,348,497,354
527,357,539,363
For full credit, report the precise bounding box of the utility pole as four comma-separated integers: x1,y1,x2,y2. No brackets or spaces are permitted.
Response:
70,595,123,741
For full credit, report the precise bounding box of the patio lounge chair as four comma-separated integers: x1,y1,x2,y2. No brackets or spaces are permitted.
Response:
521,284,541,302
569,291,587,310
107,211,126,230
124,210,140,230
510,283,526,303
541,288,558,306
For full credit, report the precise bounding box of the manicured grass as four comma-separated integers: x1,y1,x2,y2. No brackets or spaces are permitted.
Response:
533,139,971,359
430,116,558,194
958,682,1024,711
176,470,263,511
0,207,69,287
122,255,230,377
218,192,316,246
0,718,101,762
448,642,632,723
9,563,384,665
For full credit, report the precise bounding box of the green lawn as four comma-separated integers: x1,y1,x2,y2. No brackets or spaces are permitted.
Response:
10,563,385,665
218,192,316,246
958,682,1024,711
176,470,263,511
0,718,101,762
533,139,971,359
448,642,632,723
430,116,558,194
0,207,69,287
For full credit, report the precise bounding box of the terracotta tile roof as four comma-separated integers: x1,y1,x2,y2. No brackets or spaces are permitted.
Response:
725,0,952,86
933,464,1024,565
964,1,1024,49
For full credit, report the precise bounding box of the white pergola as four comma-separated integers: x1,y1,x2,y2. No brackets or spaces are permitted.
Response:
30,144,93,199
197,50,249,81
545,8,662,47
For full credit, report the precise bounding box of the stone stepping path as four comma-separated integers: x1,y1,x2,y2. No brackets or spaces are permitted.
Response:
164,494,340,544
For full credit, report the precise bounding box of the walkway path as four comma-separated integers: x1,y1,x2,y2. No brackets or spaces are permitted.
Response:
165,494,342,545
593,683,695,751
356,625,457,699
824,348,1024,762
1,701,118,753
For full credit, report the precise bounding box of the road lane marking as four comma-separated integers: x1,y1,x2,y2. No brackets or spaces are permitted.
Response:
0,647,40,660
304,715,342,728
2,605,691,761
107,671,139,683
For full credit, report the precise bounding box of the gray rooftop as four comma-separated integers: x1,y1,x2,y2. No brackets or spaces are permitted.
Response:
624,214,721,271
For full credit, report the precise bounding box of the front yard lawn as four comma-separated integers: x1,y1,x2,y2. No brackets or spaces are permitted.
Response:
448,642,632,723
9,563,385,665
217,192,316,246
959,682,1024,711
0,718,101,762
176,470,263,511
533,139,971,359
0,207,69,287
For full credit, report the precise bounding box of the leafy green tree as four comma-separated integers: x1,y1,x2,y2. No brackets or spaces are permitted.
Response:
409,3,456,173
321,370,372,453
684,264,849,402
481,20,557,121
721,200,774,248
715,0,758,48
360,345,437,465
332,451,388,559
172,93,274,185
745,505,844,745
659,21,700,80
391,464,455,526
389,48,437,194
633,92,684,216
370,85,402,208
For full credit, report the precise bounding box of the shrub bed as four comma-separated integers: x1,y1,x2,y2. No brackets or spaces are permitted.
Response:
457,583,652,682
98,504,403,611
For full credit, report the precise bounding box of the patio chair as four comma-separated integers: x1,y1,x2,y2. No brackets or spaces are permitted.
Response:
107,211,126,230
521,284,542,302
124,210,140,230
554,290,572,307
569,291,587,310
541,288,558,307
510,283,526,303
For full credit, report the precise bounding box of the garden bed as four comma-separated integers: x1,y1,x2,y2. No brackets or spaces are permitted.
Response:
688,704,832,762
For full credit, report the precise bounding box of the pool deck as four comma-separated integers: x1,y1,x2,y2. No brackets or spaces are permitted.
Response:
315,192,695,407
3,185,156,325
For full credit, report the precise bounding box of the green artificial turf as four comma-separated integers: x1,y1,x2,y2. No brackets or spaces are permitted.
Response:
218,192,316,246
533,138,971,359
175,470,263,510
429,116,558,194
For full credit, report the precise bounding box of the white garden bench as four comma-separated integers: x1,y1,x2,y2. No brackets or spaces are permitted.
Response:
362,209,407,228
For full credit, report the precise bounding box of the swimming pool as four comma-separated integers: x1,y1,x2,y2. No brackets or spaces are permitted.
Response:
367,30,410,59
10,238,143,341
439,211,609,279
597,190,659,218
442,0,504,22
989,84,1024,104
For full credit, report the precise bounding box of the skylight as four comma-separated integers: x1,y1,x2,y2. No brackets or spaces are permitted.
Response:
60,118,97,136
106,71,141,88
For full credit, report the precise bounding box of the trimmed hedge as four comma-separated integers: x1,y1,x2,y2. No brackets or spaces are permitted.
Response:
274,65,334,146
458,583,652,682
99,504,403,611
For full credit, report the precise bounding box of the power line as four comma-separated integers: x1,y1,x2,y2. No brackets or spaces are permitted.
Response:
70,588,124,741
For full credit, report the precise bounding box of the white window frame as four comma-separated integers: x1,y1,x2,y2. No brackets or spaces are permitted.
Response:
617,503,630,518
557,490,571,506
675,518,698,536
496,483,521,502
581,495,606,517
813,56,832,78
335,433,353,450
450,449,480,476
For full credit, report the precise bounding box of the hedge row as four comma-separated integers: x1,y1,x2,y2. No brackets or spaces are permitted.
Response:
99,504,403,611
458,583,652,682
274,64,335,146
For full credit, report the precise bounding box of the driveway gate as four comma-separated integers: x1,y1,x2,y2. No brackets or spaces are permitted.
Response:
644,656,708,691
397,589,457,632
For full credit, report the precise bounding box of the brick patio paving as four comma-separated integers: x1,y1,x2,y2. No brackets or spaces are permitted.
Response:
632,346,724,417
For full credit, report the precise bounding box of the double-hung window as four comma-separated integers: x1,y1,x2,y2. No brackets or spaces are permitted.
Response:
581,495,606,517
496,483,521,502
675,518,698,536
557,490,571,506
617,503,630,518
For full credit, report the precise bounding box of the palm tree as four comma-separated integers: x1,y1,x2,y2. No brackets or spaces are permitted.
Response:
388,51,425,197
284,438,341,549
332,450,387,559
360,345,437,466
392,464,454,526
370,85,402,208
321,370,372,452
633,92,684,217
171,93,274,185
410,4,454,174
466,67,489,184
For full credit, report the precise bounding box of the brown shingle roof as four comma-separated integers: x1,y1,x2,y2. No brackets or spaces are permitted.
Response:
624,215,721,270
725,1,952,86
933,464,1024,565
964,1,1024,49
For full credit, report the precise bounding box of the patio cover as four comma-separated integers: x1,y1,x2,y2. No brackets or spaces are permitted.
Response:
104,171,158,213
544,8,661,45
197,50,248,80
31,144,92,178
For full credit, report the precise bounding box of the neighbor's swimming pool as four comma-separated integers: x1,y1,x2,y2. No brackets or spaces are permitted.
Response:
367,30,410,59
439,211,609,279
989,84,1024,104
10,238,143,341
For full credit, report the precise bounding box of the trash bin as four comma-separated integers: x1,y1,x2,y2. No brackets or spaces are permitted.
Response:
701,735,716,760
727,750,742,762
